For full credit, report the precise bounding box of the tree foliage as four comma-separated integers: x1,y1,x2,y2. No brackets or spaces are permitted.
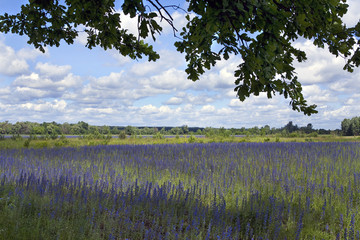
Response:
1,0,359,115
341,116,360,136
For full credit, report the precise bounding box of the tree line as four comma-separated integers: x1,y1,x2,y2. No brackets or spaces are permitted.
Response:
341,117,360,136
0,120,333,137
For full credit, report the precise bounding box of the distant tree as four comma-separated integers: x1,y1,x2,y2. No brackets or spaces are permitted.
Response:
110,127,120,135
260,125,271,136
341,118,352,136
2,1,358,114
204,127,215,138
195,129,203,135
284,121,299,133
182,125,189,135
70,124,82,135
305,123,313,134
78,121,89,134
169,127,183,135
0,121,11,134
32,125,46,135
60,122,71,134
100,125,111,134
46,123,60,135
352,117,360,135
159,127,166,135
125,125,137,135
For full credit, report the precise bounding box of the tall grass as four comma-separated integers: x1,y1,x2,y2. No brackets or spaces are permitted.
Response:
1,142,360,239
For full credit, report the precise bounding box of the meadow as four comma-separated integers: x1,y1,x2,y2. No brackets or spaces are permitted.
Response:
1,141,360,239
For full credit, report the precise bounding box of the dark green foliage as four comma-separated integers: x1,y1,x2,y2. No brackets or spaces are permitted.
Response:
341,116,360,136
1,1,359,114
174,0,359,115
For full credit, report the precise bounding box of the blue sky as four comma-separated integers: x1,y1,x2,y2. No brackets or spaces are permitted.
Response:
0,0,359,129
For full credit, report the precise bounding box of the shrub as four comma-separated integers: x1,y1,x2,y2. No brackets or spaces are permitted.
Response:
309,132,318,138
289,132,299,138
50,132,58,140
153,132,164,140
119,131,126,139
24,138,31,148
188,134,197,143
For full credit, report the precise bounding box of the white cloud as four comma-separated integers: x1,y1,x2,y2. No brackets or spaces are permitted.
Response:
35,62,72,78
149,68,190,90
91,71,125,89
12,72,82,95
200,105,216,113
293,40,349,85
130,49,185,76
165,96,183,105
140,104,158,115
0,40,29,75
20,99,67,112
14,86,52,100
343,0,360,27
164,92,216,106
303,85,337,103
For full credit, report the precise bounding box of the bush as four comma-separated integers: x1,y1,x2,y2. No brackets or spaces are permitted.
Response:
50,132,58,140
289,132,299,138
188,134,197,143
153,132,164,140
119,131,126,139
309,132,318,138
24,138,31,148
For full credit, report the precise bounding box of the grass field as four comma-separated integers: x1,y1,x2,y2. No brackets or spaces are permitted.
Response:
1,134,359,150
1,139,360,239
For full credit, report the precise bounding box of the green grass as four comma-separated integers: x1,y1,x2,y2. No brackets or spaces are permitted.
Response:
1,134,359,150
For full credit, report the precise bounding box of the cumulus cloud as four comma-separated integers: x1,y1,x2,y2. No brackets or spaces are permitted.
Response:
164,92,216,106
303,85,337,104
11,71,82,101
21,99,67,112
130,49,186,77
35,62,72,78
149,68,190,90
0,40,29,76
293,40,351,85
343,0,360,27
165,97,183,105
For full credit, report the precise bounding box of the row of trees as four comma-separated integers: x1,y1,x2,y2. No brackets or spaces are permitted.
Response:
341,117,360,136
0,121,332,137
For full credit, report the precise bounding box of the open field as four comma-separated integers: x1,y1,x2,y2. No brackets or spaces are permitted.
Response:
1,141,360,239
1,134,360,150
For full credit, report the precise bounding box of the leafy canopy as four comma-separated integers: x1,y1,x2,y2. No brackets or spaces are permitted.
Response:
1,0,359,115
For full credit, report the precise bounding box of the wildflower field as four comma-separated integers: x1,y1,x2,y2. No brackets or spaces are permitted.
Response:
1,142,360,239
